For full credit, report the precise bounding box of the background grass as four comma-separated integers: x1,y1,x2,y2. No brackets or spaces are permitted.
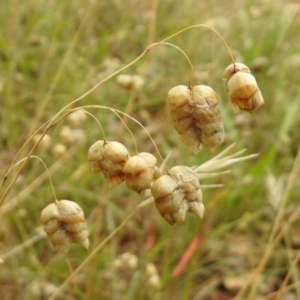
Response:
1,0,300,299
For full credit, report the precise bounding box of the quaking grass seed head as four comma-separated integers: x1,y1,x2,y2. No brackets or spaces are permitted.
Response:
167,84,224,153
151,166,204,225
40,200,89,254
87,140,130,187
222,62,264,113
123,152,160,194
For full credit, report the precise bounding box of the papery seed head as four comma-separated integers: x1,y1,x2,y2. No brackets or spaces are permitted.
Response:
222,62,250,80
151,176,186,225
222,63,264,113
123,155,148,176
151,175,178,201
137,152,157,167
123,152,158,193
167,85,190,107
151,166,204,225
41,200,89,254
87,140,130,186
168,85,224,153
87,140,105,173
103,141,129,162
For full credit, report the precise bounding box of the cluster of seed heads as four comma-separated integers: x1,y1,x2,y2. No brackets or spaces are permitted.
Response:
168,62,264,153
38,57,263,253
87,141,202,225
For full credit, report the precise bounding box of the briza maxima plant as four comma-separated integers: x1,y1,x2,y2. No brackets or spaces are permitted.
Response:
0,24,264,262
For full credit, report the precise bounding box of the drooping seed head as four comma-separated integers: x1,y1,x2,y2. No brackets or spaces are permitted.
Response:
87,140,130,187
123,152,159,193
222,62,264,113
151,166,204,225
168,85,224,153
41,200,89,254
33,134,52,150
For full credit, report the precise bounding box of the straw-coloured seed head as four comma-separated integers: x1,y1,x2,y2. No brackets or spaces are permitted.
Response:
168,85,224,153
87,140,130,187
222,62,264,113
41,200,89,254
151,166,204,225
123,152,160,193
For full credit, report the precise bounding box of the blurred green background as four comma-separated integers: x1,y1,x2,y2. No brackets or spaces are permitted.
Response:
1,0,300,299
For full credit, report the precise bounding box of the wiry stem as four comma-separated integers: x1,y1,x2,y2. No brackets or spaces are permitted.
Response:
81,105,165,162
4,156,58,201
153,42,194,87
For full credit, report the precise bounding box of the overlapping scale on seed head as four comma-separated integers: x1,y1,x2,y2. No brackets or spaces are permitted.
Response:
222,62,264,113
168,85,224,153
87,140,130,187
151,165,204,225
41,200,89,254
123,152,161,194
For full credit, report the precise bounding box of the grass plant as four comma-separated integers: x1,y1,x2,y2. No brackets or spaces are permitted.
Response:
1,1,300,299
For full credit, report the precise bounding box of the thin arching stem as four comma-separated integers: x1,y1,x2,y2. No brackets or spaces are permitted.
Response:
68,106,140,154
158,42,194,87
106,109,139,155
68,108,107,142
49,23,234,125
2,121,52,182
6,156,58,201
1,23,233,206
157,24,235,65
0,128,51,206
81,105,165,162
